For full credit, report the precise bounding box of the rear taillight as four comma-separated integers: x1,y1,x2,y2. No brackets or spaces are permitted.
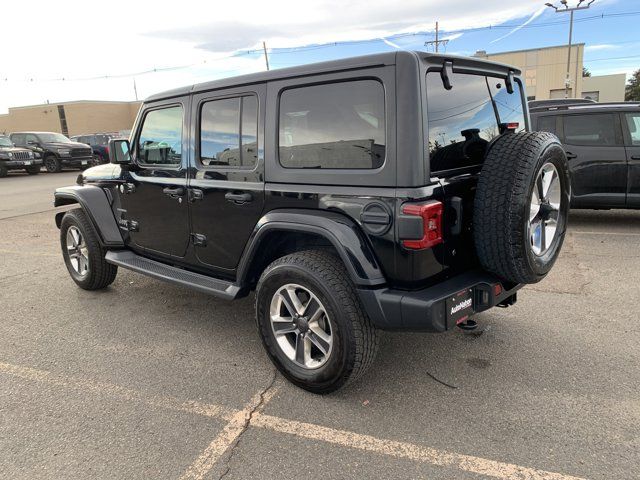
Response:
401,201,443,250
105,146,110,155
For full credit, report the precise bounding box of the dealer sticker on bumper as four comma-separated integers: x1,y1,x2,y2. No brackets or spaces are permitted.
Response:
446,288,474,323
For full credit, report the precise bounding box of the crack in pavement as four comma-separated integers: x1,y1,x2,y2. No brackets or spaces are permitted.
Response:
217,368,278,480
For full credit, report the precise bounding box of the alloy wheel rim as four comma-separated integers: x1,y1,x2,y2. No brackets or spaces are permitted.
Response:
269,283,333,369
66,226,89,276
528,162,562,256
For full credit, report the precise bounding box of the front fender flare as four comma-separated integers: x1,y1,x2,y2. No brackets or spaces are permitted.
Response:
237,209,386,287
54,185,124,247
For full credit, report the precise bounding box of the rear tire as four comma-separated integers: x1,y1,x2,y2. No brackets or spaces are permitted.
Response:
256,250,378,394
44,155,62,173
60,209,117,290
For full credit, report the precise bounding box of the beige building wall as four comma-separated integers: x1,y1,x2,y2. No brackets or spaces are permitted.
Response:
582,74,626,102
0,100,141,136
475,44,585,101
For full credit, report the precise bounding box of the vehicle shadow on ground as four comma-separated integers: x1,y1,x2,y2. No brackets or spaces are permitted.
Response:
568,208,640,228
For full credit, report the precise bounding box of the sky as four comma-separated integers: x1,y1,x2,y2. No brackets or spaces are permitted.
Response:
0,0,638,113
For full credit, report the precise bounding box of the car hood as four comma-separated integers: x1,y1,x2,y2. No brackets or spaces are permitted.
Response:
43,141,91,149
0,146,32,153
81,163,123,183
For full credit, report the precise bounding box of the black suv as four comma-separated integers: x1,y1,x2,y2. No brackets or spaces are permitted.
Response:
71,133,121,165
0,135,42,177
54,52,570,393
530,102,640,208
10,131,94,173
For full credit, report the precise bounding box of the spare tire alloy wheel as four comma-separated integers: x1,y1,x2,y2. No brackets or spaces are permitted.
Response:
270,284,333,369
529,163,561,256
66,226,89,277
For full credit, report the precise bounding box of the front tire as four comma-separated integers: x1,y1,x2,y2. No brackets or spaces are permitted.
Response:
26,165,40,175
60,209,117,290
0,165,7,178
256,250,378,394
44,155,62,173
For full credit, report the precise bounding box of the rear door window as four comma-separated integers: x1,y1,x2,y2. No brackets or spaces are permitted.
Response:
426,72,525,172
278,80,385,169
563,114,619,146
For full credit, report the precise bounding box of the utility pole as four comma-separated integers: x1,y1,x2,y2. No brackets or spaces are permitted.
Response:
424,21,449,53
262,41,270,71
545,1,595,98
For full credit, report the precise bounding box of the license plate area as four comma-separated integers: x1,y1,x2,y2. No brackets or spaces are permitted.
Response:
81,160,88,165
446,288,474,324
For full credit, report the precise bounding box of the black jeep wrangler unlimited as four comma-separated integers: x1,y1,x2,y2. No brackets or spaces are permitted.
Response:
54,52,570,393
0,135,42,176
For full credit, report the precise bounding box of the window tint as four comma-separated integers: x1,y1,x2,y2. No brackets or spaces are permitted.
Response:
200,95,257,167
26,134,40,144
427,72,525,172
137,106,183,165
279,80,385,169
537,116,557,134
11,134,25,144
563,114,618,146
625,113,640,145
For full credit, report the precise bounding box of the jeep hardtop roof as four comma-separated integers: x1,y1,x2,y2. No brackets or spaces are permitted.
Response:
145,51,522,103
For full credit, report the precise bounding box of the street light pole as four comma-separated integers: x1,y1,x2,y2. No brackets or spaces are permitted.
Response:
545,1,595,98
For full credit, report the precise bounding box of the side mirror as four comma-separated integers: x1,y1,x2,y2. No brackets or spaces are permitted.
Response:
109,139,131,164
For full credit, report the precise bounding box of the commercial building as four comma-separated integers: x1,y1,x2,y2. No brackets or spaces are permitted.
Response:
474,44,625,102
0,100,141,137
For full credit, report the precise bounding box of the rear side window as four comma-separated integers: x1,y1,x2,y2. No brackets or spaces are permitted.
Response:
536,116,557,134
200,95,258,168
137,106,183,165
279,80,385,169
426,72,525,173
624,113,640,145
563,114,618,146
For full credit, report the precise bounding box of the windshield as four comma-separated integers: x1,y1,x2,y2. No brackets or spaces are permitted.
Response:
0,136,13,147
38,133,73,143
426,71,525,172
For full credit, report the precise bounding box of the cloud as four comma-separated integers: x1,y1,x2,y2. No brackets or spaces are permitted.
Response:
490,6,546,43
585,44,617,51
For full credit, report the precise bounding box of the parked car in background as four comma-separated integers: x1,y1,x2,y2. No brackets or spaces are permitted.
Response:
0,135,42,177
10,132,94,173
71,133,122,165
530,102,640,209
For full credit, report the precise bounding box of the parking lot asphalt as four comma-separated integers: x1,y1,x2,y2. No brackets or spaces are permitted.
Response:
1,171,639,479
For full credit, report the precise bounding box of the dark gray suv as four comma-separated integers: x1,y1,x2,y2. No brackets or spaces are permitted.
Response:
530,102,640,209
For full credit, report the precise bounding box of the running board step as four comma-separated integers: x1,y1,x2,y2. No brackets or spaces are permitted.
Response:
105,250,240,299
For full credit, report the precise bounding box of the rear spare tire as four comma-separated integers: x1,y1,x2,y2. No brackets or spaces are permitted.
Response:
473,131,570,284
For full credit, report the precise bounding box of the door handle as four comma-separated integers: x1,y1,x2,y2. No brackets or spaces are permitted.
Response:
162,186,185,198
225,192,252,204
565,151,577,159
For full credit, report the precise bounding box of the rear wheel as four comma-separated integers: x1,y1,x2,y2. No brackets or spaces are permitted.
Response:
44,155,62,173
256,250,378,394
60,209,117,290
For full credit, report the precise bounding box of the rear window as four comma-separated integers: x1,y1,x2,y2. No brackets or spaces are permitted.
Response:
563,114,619,146
536,116,557,134
278,80,385,169
426,72,525,173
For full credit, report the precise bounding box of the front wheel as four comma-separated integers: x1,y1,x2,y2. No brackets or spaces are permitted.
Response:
60,209,117,290
26,165,40,175
256,250,378,394
44,155,62,173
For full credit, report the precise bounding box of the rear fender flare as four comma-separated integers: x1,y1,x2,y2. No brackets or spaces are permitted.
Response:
237,209,386,287
54,185,124,247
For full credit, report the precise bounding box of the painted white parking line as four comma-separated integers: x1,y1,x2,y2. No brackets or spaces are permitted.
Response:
0,361,586,480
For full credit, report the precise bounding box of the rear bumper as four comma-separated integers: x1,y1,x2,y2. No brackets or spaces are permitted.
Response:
357,271,522,332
